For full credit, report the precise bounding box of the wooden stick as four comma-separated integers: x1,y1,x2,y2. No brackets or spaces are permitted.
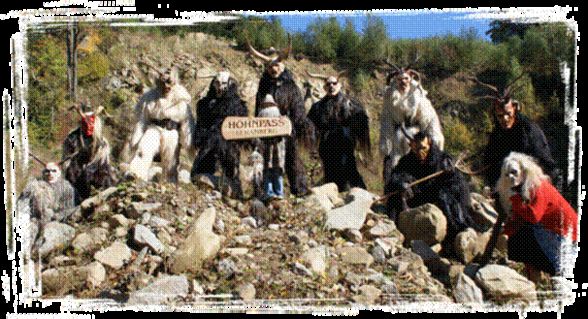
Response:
374,169,445,204
478,194,507,267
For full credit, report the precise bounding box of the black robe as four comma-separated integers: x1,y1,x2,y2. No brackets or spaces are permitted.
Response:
307,92,370,191
483,113,557,187
385,144,477,240
255,69,311,196
62,128,115,203
192,82,248,198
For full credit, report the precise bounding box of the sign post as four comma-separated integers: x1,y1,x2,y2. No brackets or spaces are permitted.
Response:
221,116,293,140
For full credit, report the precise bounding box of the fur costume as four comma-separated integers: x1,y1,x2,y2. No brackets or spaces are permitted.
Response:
308,91,370,191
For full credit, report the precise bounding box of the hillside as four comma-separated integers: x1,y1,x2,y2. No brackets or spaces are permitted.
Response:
16,27,572,309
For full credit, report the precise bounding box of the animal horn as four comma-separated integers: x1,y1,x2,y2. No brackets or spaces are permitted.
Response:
502,72,526,99
468,75,500,94
29,153,47,166
95,105,112,118
305,70,330,80
399,124,414,142
245,36,273,63
337,70,348,81
277,33,292,62
383,58,401,72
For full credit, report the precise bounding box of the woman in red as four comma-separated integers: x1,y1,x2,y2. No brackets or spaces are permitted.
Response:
496,152,577,280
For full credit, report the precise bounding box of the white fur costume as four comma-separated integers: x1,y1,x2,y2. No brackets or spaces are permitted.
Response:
380,78,445,169
128,84,194,182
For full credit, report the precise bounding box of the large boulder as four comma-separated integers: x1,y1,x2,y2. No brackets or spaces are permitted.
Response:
454,228,492,264
337,246,374,266
311,183,344,206
325,199,372,231
93,241,132,270
453,272,484,304
397,204,447,245
475,265,537,302
469,193,498,230
302,246,329,275
170,207,221,274
127,275,190,305
38,222,76,258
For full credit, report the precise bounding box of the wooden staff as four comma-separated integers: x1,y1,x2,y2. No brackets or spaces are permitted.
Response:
29,153,47,166
477,193,508,267
374,169,446,204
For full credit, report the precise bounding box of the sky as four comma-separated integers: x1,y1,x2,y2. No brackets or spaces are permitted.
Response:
262,11,494,41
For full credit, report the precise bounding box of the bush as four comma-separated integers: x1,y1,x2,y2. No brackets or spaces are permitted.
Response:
78,51,110,85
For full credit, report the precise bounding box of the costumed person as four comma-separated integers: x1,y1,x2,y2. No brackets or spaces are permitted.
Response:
256,94,287,200
470,74,558,188
384,131,477,250
248,36,313,196
191,71,248,199
379,60,444,187
62,101,116,203
307,71,370,191
127,65,194,183
496,152,577,281
17,155,76,255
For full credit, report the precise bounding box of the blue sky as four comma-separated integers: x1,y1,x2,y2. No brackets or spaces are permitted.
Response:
265,11,493,41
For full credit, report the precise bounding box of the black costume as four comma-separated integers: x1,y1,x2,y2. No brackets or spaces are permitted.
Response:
192,80,248,198
307,92,370,191
255,69,311,196
62,128,115,203
385,144,477,242
483,113,557,187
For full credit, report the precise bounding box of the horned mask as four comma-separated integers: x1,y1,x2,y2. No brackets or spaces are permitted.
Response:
247,34,292,79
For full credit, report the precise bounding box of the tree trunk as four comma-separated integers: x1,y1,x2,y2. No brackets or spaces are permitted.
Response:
66,22,78,100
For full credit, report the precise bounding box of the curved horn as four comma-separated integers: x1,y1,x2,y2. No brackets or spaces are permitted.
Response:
306,70,330,80
336,70,348,81
468,75,499,94
245,37,273,63
502,72,526,98
277,33,292,62
383,58,401,72
399,124,414,142
29,153,47,166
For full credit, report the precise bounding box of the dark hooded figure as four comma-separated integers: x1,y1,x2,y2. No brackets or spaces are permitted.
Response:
385,132,478,246
307,75,370,191
191,71,248,199
62,102,115,204
255,66,311,196
483,99,557,188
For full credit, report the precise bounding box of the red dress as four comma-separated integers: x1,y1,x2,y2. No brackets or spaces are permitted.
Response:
504,180,577,242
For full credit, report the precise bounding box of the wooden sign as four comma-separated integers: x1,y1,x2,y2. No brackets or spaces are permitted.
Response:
221,116,293,140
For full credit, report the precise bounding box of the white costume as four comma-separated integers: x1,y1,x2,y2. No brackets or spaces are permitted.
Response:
128,78,194,182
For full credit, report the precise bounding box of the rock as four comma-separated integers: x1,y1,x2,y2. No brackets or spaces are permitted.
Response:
410,240,440,263
453,272,484,304
374,237,398,257
217,259,238,279
347,187,379,203
307,194,335,211
454,228,492,264
470,193,498,230
241,216,257,228
371,246,387,264
311,183,344,206
387,260,410,274
192,280,205,295
149,216,171,228
93,241,132,269
308,239,318,248
343,229,363,243
213,218,225,233
344,272,363,286
194,174,218,189
72,233,96,253
397,203,447,245
293,262,313,277
234,235,252,246
90,227,109,242
178,169,191,184
225,248,249,256
38,222,76,258
267,224,280,231
114,227,128,238
250,199,268,219
338,247,374,266
381,282,399,295
127,202,162,219
325,199,371,231
108,214,129,228
475,265,537,302
82,261,106,288
352,285,381,304
237,283,256,301
368,219,397,238
133,224,166,254
301,246,329,275
127,275,190,305
170,207,221,274
289,231,309,245
42,267,86,295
